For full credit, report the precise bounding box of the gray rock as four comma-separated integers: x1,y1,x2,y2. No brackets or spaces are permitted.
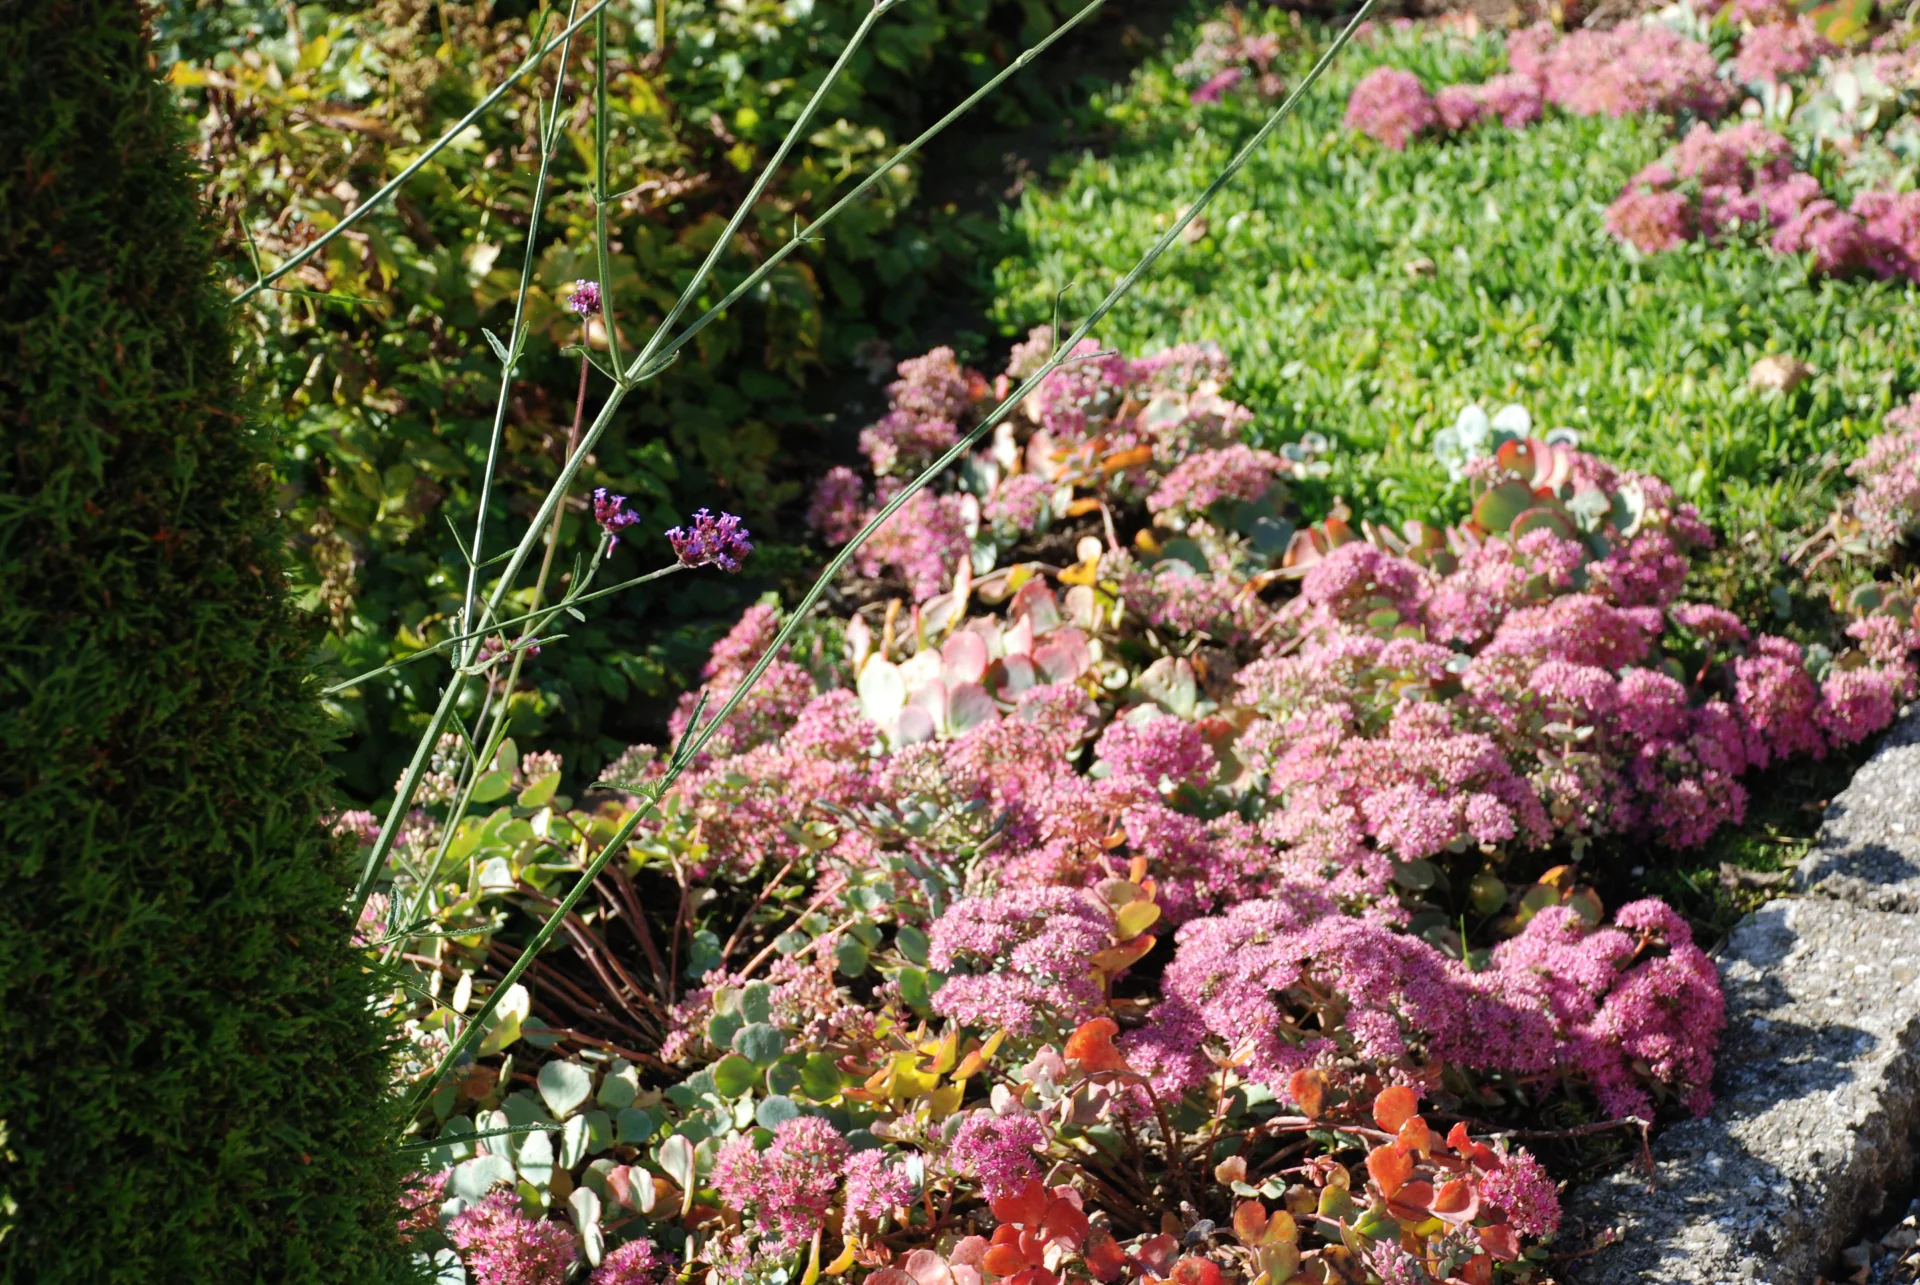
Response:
1797,704,1920,913
1567,899,1920,1283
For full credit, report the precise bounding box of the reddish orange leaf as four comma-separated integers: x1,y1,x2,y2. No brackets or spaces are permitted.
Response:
1430,1178,1479,1224
1041,1197,1089,1251
1288,1069,1327,1119
1397,1115,1432,1157
1371,1085,1418,1134
1364,1143,1414,1199
1385,1180,1434,1223
1446,1122,1496,1167
1456,1253,1494,1285
1231,1200,1266,1244
999,1269,1056,1285
1477,1224,1520,1262
982,1245,1028,1277
1084,1232,1129,1283
1168,1257,1223,1285
989,1179,1050,1228
1064,1018,1131,1074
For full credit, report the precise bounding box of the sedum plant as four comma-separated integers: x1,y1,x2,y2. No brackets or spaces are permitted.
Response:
358,319,1920,1281
366,317,1920,1282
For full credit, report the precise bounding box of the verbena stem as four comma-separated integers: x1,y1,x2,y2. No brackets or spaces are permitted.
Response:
399,0,1383,1116
460,2,584,651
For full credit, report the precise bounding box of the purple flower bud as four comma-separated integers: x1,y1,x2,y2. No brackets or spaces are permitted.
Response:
569,279,603,317
666,508,754,573
593,487,641,546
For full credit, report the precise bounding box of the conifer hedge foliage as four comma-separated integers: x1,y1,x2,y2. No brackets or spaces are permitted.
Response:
0,3,409,1280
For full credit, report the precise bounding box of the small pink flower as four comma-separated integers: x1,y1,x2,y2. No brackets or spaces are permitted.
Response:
1191,67,1245,104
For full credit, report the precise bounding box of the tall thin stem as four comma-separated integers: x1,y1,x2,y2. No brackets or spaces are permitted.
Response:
460,3,584,651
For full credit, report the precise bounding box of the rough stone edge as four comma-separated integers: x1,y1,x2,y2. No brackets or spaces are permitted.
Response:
1567,704,1920,1284
1563,899,1920,1283
1795,702,1920,913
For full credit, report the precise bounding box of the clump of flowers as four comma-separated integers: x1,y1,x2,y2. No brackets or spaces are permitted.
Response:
592,1240,674,1285
447,1192,580,1285
712,1115,851,1251
1528,22,1731,119
1734,17,1836,84
1344,67,1438,150
1848,393,1920,546
805,329,1292,601
667,508,754,572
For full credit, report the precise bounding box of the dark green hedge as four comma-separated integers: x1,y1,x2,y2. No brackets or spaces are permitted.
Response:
0,4,410,1281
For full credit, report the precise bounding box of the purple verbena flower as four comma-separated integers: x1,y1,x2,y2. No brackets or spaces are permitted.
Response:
667,508,754,572
593,487,642,546
569,279,603,317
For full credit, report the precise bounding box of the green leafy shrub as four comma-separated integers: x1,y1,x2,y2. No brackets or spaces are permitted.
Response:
161,0,1068,793
0,6,410,1280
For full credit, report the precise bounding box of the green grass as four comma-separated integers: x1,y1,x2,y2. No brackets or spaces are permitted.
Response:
991,17,1920,539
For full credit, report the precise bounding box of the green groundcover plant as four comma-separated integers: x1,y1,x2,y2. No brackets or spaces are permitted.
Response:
158,0,1074,795
0,3,411,1281
990,6,1920,567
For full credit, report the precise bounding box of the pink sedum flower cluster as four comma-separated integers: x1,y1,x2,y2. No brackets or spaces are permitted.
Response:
805,330,1271,603
1849,393,1920,546
1601,118,1920,281
1733,16,1836,84
1343,67,1439,150
1526,22,1731,119
713,1115,852,1253
1347,18,1725,152
447,1192,581,1285
1137,895,1722,1120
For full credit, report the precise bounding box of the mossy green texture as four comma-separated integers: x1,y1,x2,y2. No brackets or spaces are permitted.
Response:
0,4,410,1281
